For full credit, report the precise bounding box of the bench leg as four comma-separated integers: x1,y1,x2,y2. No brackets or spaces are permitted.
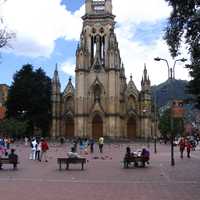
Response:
59,162,62,171
0,164,2,170
134,162,138,167
66,163,69,170
81,162,84,170
124,161,129,168
13,164,17,170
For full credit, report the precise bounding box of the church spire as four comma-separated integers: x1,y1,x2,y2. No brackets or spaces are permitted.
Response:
141,64,151,91
52,63,60,87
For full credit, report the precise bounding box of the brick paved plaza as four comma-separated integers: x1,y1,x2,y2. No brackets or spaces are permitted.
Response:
0,142,200,200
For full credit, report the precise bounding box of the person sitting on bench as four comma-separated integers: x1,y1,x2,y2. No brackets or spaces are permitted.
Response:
8,149,18,169
67,147,81,158
141,147,150,164
125,146,132,159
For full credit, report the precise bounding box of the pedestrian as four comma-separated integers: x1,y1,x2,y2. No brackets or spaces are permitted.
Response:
89,138,94,153
35,139,42,161
98,136,104,153
79,138,84,154
30,138,37,160
40,138,49,162
179,137,185,159
186,140,192,158
24,136,28,146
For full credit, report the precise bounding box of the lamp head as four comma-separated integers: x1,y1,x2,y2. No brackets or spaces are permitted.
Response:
154,57,161,61
180,58,187,62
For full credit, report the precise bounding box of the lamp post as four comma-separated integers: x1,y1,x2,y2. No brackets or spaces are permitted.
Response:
154,57,187,166
154,88,157,154
142,109,150,149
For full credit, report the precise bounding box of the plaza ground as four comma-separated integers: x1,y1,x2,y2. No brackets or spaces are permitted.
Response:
0,142,200,200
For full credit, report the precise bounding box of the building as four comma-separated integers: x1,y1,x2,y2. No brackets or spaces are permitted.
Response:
51,0,153,139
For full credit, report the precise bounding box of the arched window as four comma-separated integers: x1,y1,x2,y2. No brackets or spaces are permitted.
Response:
128,95,136,109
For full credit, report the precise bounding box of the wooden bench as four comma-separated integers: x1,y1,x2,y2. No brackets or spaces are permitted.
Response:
123,155,149,168
0,157,18,170
57,157,86,170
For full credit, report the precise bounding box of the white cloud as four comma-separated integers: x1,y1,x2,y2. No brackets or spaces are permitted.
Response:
60,58,75,77
1,0,83,57
112,0,190,88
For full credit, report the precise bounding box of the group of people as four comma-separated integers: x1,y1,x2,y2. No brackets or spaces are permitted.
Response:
29,137,49,162
71,137,104,155
0,136,13,157
68,136,104,159
179,137,193,158
125,146,150,160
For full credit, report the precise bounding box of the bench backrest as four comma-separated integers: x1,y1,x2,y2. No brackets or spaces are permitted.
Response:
0,157,18,163
57,157,86,163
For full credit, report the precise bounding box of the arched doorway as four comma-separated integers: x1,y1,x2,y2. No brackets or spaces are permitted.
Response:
92,115,103,139
127,117,136,138
65,117,74,138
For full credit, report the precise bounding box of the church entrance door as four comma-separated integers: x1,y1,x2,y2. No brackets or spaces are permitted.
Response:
65,117,74,138
92,115,103,139
127,117,136,138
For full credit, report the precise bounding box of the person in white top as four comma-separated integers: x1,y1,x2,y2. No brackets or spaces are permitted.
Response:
98,137,104,153
67,147,81,158
30,138,37,160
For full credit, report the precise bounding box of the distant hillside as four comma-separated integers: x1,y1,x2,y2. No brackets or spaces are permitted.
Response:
152,79,200,126
151,79,191,108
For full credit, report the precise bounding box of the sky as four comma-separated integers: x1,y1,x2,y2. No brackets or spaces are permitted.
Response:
0,0,191,91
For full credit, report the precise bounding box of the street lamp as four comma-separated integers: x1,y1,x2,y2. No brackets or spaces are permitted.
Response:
153,89,158,154
154,57,187,166
142,109,150,149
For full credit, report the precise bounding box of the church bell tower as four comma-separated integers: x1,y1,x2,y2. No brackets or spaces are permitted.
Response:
75,0,124,138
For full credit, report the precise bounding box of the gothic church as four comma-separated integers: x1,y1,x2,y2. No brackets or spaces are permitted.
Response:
51,0,152,139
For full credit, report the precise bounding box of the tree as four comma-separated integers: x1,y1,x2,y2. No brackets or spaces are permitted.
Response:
0,0,15,49
164,0,200,107
0,118,28,138
6,64,52,136
158,108,184,138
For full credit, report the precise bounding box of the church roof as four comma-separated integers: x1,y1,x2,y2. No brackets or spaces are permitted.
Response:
127,74,139,97
63,77,75,97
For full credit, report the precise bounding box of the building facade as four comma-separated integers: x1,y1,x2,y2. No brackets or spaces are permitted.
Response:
51,0,153,139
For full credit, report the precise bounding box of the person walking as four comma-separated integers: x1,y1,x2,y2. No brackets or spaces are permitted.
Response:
186,140,192,158
179,137,185,159
40,138,49,162
30,138,37,160
35,139,42,161
98,136,104,153
89,138,95,153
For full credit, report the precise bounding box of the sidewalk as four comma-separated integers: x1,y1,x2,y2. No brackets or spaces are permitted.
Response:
0,142,199,200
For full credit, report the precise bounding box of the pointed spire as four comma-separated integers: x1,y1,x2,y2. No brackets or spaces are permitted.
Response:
130,73,133,81
143,63,147,81
52,63,60,86
122,63,124,69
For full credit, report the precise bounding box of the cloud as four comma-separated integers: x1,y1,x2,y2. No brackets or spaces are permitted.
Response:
1,0,190,87
1,0,84,57
60,58,75,77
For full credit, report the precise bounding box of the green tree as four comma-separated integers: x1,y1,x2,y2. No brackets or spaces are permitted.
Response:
6,64,52,136
0,118,28,138
159,108,184,138
164,0,200,108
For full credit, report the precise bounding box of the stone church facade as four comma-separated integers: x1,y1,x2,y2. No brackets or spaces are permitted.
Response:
51,0,153,139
